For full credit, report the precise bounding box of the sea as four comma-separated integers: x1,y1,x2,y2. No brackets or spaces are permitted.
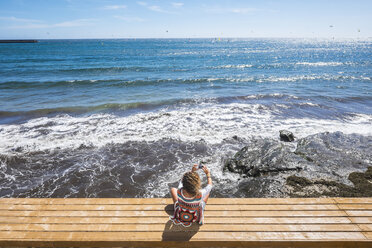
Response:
0,38,371,198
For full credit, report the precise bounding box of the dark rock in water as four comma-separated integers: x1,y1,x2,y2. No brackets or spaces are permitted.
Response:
279,130,295,142
294,131,372,178
224,138,303,177
223,131,372,197
12,146,24,152
234,177,283,197
284,132,372,197
286,167,372,197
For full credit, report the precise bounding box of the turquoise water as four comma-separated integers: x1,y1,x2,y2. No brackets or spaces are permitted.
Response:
1,39,371,119
0,38,371,198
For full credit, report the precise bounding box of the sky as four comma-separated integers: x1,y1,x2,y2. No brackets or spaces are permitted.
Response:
0,0,371,39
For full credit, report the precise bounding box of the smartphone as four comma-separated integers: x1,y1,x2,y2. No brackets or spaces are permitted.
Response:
198,163,204,169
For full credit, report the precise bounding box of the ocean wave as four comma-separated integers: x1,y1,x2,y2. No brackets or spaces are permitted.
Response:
296,62,345,66
167,51,201,56
0,102,163,118
235,75,372,83
1,101,372,154
1,74,371,89
1,131,371,198
0,94,288,118
1,93,371,119
208,61,365,70
0,78,174,89
1,65,180,76
213,64,253,69
0,79,111,89
58,66,167,73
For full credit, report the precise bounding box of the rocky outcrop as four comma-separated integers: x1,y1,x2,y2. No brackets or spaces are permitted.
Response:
294,132,372,179
286,167,372,197
223,131,372,197
223,138,303,177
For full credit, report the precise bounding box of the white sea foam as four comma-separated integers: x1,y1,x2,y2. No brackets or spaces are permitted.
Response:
299,102,320,107
1,103,372,154
215,64,253,69
230,74,370,83
296,62,345,66
168,51,200,56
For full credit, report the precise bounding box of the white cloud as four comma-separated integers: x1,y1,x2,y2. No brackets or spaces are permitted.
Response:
54,19,96,27
137,1,170,13
171,2,184,8
0,16,42,23
205,6,261,14
7,23,50,29
137,1,147,6
148,5,165,12
114,16,145,22
229,8,259,14
0,15,96,29
5,18,96,29
104,5,127,10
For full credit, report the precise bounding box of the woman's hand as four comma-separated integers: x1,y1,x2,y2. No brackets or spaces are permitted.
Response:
202,166,210,177
192,164,198,172
202,166,212,185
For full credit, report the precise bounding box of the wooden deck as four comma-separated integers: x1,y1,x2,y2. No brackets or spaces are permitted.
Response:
0,198,371,247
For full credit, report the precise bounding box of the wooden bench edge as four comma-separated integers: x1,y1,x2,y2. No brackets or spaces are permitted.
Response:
1,240,371,248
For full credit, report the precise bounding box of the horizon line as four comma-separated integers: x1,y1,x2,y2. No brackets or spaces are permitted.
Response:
1,36,372,40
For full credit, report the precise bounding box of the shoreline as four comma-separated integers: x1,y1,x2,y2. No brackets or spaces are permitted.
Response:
0,131,371,198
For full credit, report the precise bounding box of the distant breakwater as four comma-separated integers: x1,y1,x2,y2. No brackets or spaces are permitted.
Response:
0,40,38,43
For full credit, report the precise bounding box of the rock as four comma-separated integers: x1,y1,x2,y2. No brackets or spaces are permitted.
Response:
286,167,372,197
12,146,24,152
294,132,372,179
235,177,284,197
279,130,295,142
224,138,304,177
223,131,372,198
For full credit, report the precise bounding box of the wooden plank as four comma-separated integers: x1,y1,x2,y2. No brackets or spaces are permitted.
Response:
346,211,372,217
363,232,372,239
0,231,367,241
358,225,372,232
0,223,362,232
0,240,371,248
0,198,335,205
0,198,171,205
338,204,372,210
0,216,352,224
0,204,340,211
350,217,372,224
0,204,170,211
0,210,347,217
334,198,372,204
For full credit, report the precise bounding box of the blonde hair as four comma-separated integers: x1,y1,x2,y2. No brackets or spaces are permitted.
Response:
182,171,201,196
